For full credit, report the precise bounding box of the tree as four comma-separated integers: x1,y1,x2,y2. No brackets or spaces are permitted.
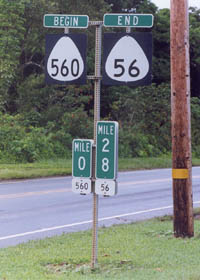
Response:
0,0,25,112
108,83,171,156
104,0,157,13
152,8,170,84
1,0,200,122
189,7,200,97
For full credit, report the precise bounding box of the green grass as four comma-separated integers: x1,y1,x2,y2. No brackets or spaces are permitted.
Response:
0,158,72,180
118,157,172,170
1,215,200,279
0,156,200,180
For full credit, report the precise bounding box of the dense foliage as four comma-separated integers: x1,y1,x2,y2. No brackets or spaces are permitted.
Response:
0,0,200,162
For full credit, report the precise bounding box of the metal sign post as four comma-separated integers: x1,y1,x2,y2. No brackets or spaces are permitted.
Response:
90,20,103,268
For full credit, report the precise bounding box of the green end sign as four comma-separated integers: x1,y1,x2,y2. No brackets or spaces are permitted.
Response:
44,14,89,28
72,139,93,178
103,14,154,28
96,121,118,180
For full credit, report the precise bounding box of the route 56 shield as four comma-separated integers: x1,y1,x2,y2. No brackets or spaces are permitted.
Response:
102,32,152,86
45,34,87,84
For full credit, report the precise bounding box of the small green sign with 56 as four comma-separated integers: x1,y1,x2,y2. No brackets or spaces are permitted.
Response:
72,139,93,178
96,121,118,180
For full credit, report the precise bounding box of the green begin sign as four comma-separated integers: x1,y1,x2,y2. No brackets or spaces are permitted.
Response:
72,139,93,178
44,14,89,28
96,121,118,180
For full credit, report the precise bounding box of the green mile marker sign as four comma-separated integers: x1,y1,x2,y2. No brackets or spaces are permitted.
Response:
72,139,93,178
96,121,118,180
103,13,154,28
44,14,89,28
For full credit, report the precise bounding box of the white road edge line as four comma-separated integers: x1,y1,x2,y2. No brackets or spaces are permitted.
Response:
1,201,200,241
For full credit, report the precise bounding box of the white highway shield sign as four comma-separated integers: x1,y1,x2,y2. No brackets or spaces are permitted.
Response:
102,33,152,86
45,34,87,84
95,180,117,196
72,178,92,195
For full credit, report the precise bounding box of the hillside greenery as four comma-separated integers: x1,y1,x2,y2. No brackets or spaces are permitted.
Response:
0,0,200,163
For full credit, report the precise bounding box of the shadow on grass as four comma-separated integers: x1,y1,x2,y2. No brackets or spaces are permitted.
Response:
45,260,135,276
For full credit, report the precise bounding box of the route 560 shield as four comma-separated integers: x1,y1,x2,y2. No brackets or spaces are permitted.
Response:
45,34,87,84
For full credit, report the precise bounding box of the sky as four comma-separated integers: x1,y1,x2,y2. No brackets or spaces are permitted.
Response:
151,0,200,9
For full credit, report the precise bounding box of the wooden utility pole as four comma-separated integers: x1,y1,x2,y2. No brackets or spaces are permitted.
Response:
170,0,194,237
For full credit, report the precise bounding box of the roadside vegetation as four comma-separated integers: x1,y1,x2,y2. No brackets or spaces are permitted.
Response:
1,214,200,279
0,1,200,170
0,157,200,180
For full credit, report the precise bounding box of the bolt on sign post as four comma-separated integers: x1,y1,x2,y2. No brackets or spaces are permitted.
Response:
170,0,194,237
72,139,93,195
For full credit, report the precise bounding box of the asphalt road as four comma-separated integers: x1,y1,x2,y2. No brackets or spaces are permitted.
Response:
0,167,200,248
